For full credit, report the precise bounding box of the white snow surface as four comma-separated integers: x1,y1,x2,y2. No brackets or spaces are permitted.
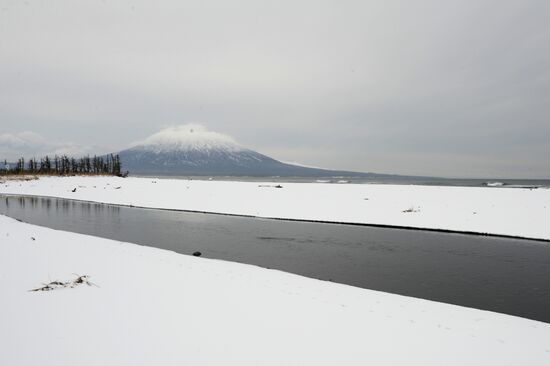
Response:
1,176,550,240
1,215,549,365
129,124,244,153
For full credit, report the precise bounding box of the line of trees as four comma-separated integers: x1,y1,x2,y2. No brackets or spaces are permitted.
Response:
1,154,127,177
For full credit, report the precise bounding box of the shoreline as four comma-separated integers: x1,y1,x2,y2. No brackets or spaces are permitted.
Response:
2,192,550,243
2,215,550,365
1,176,549,241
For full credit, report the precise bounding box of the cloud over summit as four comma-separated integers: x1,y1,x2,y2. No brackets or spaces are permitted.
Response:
134,124,242,151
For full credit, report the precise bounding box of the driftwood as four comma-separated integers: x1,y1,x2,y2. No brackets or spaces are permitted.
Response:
29,274,98,292
258,184,284,189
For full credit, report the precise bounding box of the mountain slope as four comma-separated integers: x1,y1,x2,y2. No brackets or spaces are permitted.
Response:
117,125,386,177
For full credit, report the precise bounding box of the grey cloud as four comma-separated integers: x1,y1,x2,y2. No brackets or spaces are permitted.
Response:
0,131,105,161
0,0,549,177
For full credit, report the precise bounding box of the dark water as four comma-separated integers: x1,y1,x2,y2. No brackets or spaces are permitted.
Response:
137,175,550,189
2,195,550,323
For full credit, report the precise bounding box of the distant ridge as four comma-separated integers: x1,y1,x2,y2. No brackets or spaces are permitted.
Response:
116,124,398,177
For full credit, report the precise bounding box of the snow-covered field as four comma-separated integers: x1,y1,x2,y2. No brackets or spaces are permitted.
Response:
1,215,549,365
1,175,550,240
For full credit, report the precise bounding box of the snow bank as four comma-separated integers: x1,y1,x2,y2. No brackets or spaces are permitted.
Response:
1,215,549,365
1,176,549,240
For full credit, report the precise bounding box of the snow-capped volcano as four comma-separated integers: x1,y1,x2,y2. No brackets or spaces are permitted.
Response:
117,124,382,177
119,124,284,175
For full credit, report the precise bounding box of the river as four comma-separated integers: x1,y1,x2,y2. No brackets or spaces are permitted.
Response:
2,194,549,322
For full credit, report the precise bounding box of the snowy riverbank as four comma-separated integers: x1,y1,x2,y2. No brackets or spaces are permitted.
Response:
1,175,550,240
1,215,550,365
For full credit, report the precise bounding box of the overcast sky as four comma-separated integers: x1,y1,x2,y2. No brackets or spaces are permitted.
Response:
1,0,549,178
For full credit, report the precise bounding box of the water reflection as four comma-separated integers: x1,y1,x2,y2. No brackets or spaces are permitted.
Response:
1,194,550,323
42,197,51,211
3,195,121,223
